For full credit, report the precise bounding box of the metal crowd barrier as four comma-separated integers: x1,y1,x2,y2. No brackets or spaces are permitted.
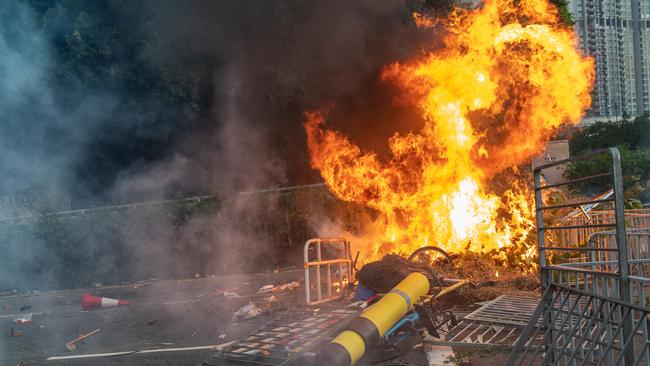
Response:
508,148,650,365
303,238,353,305
560,209,650,249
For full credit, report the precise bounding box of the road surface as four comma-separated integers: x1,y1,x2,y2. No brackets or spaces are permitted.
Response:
1,270,303,366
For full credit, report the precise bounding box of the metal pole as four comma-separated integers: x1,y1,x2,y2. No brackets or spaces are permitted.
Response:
534,163,555,364
327,263,332,298
534,169,547,291
610,147,635,365
304,239,314,304
316,240,322,302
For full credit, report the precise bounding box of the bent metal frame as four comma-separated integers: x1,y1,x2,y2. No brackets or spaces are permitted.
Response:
507,148,650,365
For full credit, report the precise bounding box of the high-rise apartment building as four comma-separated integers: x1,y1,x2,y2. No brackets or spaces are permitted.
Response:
570,0,650,117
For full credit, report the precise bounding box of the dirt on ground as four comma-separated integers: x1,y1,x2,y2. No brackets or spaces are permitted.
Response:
439,251,541,304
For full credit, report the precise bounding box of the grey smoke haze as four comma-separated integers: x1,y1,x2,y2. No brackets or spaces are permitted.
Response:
0,0,124,293
107,0,435,286
131,0,434,189
0,1,102,204
0,0,444,359
0,0,438,295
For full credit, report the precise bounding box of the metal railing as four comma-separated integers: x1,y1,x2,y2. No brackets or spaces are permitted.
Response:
0,183,328,224
508,283,650,365
580,229,650,307
508,148,650,365
560,209,650,248
303,238,353,305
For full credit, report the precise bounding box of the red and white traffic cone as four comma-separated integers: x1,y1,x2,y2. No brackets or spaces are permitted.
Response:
81,293,130,311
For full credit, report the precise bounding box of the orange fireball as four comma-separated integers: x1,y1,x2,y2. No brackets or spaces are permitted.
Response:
305,0,594,259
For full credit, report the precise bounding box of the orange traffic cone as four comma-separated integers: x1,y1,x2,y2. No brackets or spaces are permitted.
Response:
81,293,130,311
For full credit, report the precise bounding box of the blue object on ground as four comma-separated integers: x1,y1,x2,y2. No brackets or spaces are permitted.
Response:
355,284,375,301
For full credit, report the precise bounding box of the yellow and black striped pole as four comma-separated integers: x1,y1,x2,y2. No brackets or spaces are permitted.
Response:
317,272,430,365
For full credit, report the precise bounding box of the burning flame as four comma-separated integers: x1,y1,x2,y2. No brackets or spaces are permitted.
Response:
305,0,593,259
333,278,350,294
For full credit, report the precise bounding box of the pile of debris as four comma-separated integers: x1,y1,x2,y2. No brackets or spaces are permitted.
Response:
202,246,473,365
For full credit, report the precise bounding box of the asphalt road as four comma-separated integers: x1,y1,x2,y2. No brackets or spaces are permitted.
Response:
1,270,304,366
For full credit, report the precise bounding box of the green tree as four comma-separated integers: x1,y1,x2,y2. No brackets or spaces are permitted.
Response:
566,116,650,201
550,0,575,25
23,1,207,203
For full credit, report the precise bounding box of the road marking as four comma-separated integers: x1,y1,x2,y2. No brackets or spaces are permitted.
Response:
47,351,135,360
162,299,202,305
0,312,44,319
139,345,221,353
46,342,235,361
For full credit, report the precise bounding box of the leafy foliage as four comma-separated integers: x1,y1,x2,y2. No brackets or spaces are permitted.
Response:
569,117,650,154
0,186,376,292
549,0,575,25
566,116,650,200
18,1,207,203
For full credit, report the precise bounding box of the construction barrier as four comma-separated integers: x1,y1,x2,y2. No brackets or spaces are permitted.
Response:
316,272,430,366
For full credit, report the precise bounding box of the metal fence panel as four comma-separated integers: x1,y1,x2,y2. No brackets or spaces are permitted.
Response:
303,238,353,305
508,148,650,365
